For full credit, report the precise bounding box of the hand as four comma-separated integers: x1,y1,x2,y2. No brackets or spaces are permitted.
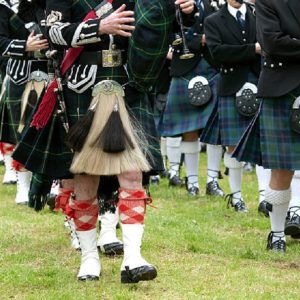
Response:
175,0,195,14
166,48,173,60
25,31,48,52
255,42,261,55
201,34,206,46
99,4,135,37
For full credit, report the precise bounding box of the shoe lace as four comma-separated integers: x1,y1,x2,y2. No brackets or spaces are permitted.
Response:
268,231,285,251
288,206,300,222
225,191,242,209
185,176,198,191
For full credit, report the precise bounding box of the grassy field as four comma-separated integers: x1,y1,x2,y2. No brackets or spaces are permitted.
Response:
1,156,300,300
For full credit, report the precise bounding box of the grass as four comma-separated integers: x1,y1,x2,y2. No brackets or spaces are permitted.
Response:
1,155,300,300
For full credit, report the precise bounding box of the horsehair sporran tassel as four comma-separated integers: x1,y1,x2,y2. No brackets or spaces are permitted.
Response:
19,80,45,133
70,80,150,175
94,96,135,153
65,98,99,152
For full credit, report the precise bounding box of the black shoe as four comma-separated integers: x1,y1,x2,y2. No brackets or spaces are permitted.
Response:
121,265,157,284
258,200,271,218
169,175,182,187
187,186,199,196
285,207,300,236
225,192,248,213
150,176,160,185
206,180,225,197
78,275,100,281
266,231,286,253
99,242,124,256
46,193,57,211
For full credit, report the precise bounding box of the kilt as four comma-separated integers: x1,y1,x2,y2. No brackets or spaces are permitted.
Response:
13,65,163,178
233,86,300,170
0,78,25,145
201,72,258,146
158,58,219,137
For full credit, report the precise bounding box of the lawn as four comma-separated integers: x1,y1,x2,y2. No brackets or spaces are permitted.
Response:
1,156,300,300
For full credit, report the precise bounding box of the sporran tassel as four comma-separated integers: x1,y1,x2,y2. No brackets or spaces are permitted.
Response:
65,99,98,152
94,100,134,153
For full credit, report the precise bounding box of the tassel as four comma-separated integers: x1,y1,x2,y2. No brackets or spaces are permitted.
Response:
94,102,134,153
30,80,58,129
65,100,98,152
224,167,229,176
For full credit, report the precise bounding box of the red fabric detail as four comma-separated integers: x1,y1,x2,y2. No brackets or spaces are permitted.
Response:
54,188,74,214
118,189,152,225
30,80,58,129
67,196,99,231
0,142,15,155
11,160,25,171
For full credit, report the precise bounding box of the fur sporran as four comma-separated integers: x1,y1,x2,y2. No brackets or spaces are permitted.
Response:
188,76,212,106
70,80,150,175
235,82,260,117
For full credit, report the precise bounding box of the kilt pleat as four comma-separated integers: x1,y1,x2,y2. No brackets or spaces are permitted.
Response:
158,59,219,136
234,90,300,170
200,72,258,147
0,78,24,145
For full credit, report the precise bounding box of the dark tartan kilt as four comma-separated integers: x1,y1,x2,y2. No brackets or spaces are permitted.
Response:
233,86,300,170
201,72,258,146
158,58,219,137
13,65,163,178
0,78,24,145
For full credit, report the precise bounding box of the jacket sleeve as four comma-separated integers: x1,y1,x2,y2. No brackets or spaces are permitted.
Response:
204,16,256,65
0,6,27,58
45,0,103,48
256,0,300,62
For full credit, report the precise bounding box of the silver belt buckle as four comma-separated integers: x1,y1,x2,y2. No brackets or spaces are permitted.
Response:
102,49,122,68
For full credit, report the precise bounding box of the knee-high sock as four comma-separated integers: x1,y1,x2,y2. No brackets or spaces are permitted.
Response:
181,141,200,189
166,137,182,178
207,144,222,183
266,187,291,241
256,165,271,203
290,171,300,216
68,196,99,231
224,152,243,204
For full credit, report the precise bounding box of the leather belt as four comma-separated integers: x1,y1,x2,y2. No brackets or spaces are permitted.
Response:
77,50,125,67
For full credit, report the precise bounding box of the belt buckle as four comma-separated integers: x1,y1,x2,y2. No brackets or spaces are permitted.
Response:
102,49,122,67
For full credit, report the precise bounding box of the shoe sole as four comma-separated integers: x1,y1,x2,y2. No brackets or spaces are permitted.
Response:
78,275,100,281
285,223,300,236
121,268,157,284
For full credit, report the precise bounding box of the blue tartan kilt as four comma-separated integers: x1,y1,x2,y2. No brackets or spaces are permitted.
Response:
13,69,164,178
0,78,25,145
158,58,219,137
201,72,258,146
233,86,300,170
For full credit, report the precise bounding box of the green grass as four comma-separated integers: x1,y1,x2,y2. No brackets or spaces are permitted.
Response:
1,156,300,300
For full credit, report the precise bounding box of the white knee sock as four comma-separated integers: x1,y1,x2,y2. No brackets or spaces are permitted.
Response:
266,187,291,242
206,144,223,183
224,152,243,204
256,165,271,203
166,137,182,178
182,141,200,189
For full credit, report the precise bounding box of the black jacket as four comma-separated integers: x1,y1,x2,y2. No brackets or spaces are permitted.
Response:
204,3,260,96
256,0,300,97
170,0,216,77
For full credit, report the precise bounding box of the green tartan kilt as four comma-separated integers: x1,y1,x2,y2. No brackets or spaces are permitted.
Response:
233,86,300,170
0,78,24,145
13,65,163,178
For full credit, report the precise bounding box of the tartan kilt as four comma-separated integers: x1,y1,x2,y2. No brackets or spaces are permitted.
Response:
233,87,300,170
13,65,163,178
158,58,219,137
0,78,25,145
201,72,258,146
